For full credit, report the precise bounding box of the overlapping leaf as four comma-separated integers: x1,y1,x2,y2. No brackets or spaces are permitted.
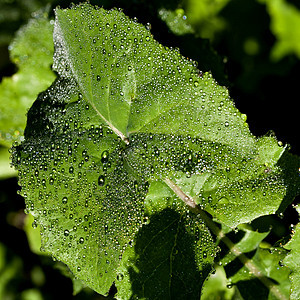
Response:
116,180,216,299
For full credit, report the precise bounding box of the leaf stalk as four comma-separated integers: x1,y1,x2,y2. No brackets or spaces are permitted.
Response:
164,178,288,300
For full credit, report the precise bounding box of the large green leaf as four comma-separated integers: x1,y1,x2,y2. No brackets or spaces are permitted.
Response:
12,3,298,297
53,3,254,152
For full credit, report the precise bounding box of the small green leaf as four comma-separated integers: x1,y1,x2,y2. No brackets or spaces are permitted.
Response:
0,14,55,146
260,0,300,60
283,205,300,300
0,146,17,179
24,214,42,255
228,247,290,300
201,265,235,300
183,0,230,40
158,8,194,36
221,225,270,266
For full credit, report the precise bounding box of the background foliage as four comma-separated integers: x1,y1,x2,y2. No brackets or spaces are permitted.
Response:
0,0,299,299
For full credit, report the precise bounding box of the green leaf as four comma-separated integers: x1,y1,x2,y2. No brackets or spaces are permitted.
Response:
24,214,42,255
53,3,254,152
221,224,270,265
183,0,230,40
11,3,300,297
0,13,55,146
227,247,290,300
283,205,300,300
201,265,235,300
201,224,271,299
260,0,300,60
116,180,217,299
215,224,290,300
158,8,194,36
125,133,287,227
0,146,17,179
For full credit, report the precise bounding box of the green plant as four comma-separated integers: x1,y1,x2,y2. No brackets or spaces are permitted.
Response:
4,2,300,299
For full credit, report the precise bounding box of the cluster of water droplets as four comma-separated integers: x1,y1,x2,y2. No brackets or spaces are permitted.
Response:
11,3,289,295
11,74,150,292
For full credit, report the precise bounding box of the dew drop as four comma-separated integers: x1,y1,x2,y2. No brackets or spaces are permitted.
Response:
62,197,68,205
117,273,124,281
32,221,38,228
101,150,109,164
98,175,105,186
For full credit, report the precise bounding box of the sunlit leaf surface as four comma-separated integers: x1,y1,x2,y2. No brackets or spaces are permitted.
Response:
12,3,297,297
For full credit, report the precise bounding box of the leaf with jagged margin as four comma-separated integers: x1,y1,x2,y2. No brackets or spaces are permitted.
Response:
53,3,254,152
124,133,287,227
11,3,300,297
0,14,55,146
283,205,300,300
54,3,293,229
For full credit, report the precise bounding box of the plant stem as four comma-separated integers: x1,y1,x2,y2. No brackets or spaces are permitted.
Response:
164,178,288,300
